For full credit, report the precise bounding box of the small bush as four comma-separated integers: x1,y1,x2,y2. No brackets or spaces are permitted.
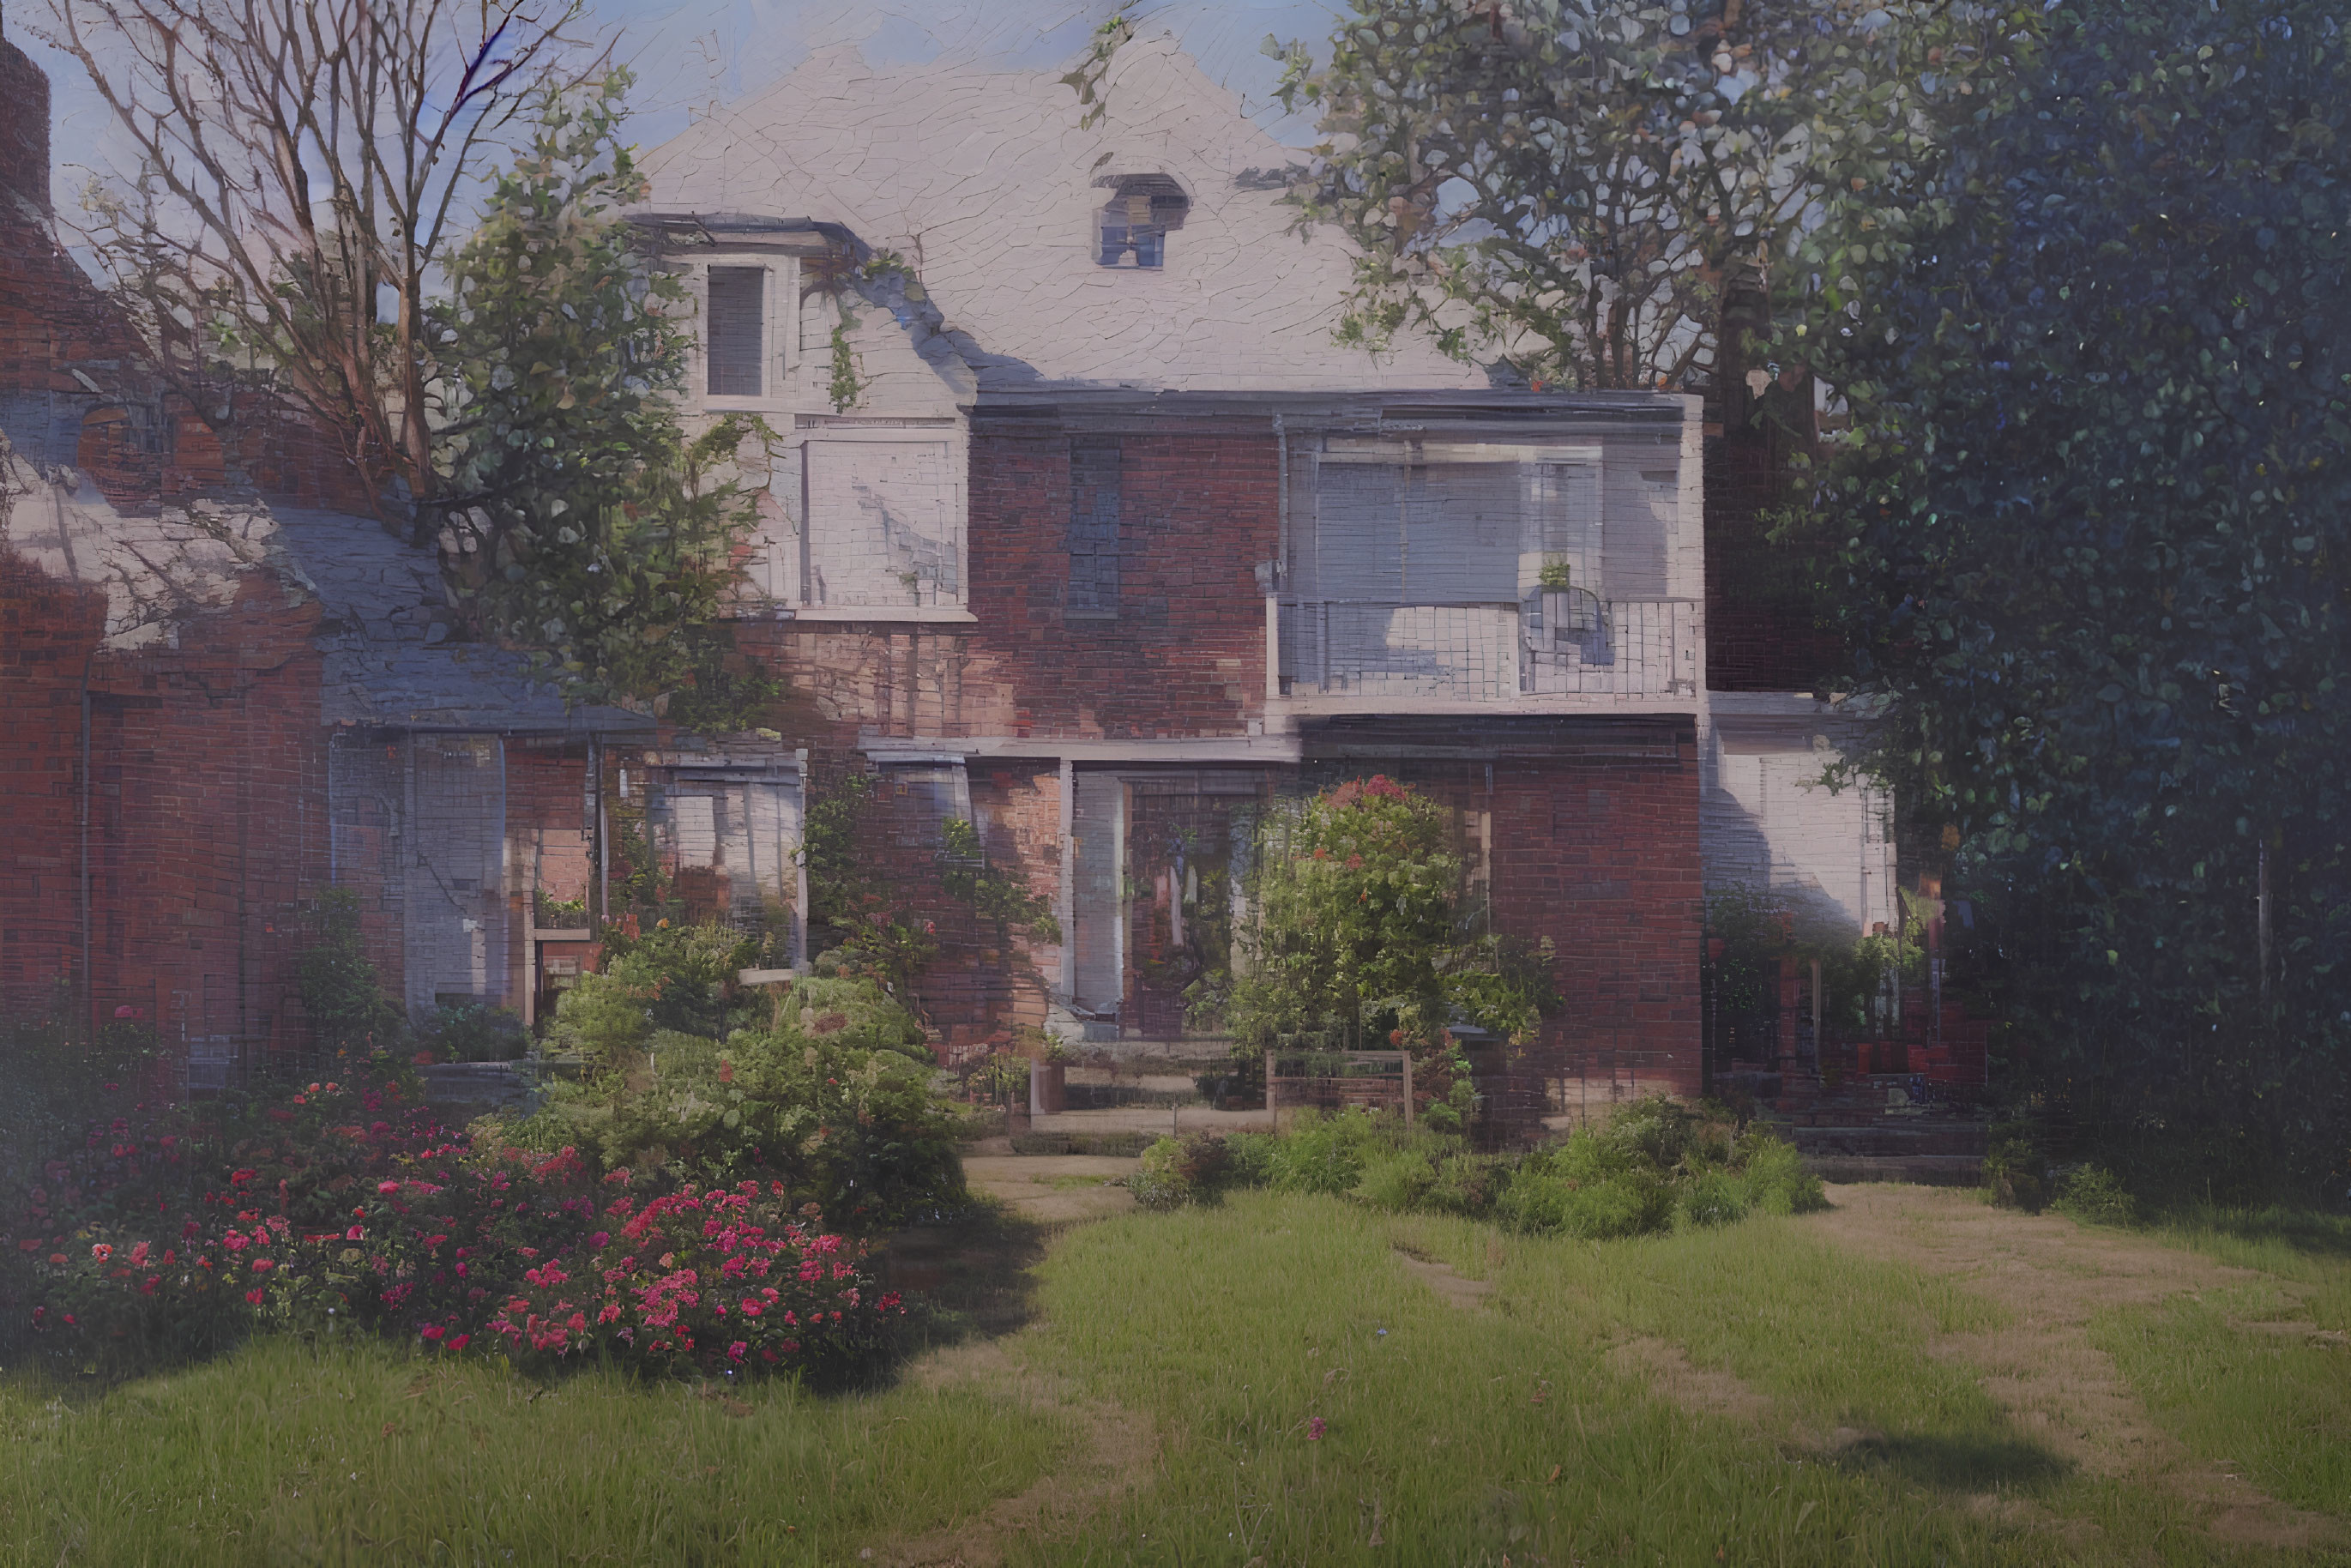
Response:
1130,1132,1232,1211
1984,1123,2048,1212
1498,1168,1673,1240
1426,1154,1503,1219
1354,1148,1437,1213
1221,1131,1281,1189
417,1002,527,1063
2053,1163,2138,1227
1265,1109,1382,1194
1738,1132,1830,1215
1680,1167,1750,1227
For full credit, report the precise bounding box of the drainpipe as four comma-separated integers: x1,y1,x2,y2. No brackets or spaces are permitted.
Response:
80,662,92,1042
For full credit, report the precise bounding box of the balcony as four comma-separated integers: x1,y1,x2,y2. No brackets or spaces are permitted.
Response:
1275,594,1701,710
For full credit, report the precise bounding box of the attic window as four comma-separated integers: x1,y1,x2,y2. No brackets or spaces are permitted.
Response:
706,267,765,396
1097,176,1188,268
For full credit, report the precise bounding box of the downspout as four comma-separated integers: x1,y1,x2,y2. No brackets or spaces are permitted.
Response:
80,661,92,1043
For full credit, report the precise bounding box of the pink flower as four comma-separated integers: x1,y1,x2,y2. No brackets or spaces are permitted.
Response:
346,1226,365,1241
420,1325,445,1342
250,1258,274,1272
1307,1417,1327,1441
222,1233,249,1252
377,1180,401,1195
448,1333,470,1351
726,1341,748,1360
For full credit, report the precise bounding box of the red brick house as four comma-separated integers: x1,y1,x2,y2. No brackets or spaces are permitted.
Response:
623,35,1904,1113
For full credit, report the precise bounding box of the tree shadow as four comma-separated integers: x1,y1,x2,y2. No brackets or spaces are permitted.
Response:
2177,1206,2351,1263
1833,1431,2072,1494
830,1198,1050,1394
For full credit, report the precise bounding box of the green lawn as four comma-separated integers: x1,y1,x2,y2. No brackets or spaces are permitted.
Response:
5,1191,2347,1566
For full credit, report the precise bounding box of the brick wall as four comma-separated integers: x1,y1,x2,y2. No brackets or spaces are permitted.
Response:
0,558,330,1056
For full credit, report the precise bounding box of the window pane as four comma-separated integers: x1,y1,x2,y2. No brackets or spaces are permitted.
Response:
805,439,963,606
706,268,764,397
1067,439,1121,616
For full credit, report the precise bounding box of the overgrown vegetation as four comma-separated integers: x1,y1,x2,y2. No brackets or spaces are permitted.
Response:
1131,1096,1824,1241
1206,778,1557,1097
527,918,962,1229
433,71,774,717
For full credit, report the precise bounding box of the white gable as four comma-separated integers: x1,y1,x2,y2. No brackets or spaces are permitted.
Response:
640,34,1485,395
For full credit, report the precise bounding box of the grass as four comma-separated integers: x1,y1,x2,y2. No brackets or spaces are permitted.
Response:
1018,1193,2283,1566
6,1190,2347,1565
0,1335,1073,1566
2089,1203,2351,1526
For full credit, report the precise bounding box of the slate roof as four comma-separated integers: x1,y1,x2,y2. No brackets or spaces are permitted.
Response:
265,507,655,736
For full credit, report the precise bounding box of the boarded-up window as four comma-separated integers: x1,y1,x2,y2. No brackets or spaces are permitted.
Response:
655,774,805,947
1067,439,1120,618
706,267,764,397
877,762,969,847
1070,771,1124,1016
804,438,962,607
404,735,507,1017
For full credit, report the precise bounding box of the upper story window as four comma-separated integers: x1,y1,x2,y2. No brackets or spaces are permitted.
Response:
705,266,767,397
1096,176,1189,268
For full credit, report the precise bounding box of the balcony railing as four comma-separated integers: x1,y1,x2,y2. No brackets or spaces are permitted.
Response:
1277,595,1700,703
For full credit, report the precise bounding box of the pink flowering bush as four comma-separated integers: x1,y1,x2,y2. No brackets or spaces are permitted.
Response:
0,1054,904,1384
481,1181,902,1377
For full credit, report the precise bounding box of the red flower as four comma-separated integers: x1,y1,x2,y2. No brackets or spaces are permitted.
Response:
90,1243,112,1263
420,1325,445,1342
244,1288,265,1306
449,1334,471,1351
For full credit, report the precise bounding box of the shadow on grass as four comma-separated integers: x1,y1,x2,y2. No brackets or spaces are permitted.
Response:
2169,1205,2351,1263
835,1198,1050,1394
1835,1432,2072,1494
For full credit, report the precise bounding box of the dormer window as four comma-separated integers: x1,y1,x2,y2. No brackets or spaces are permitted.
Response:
1096,176,1188,268
705,266,766,396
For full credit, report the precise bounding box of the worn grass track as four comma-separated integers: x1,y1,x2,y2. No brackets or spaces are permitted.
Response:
6,1174,2347,1566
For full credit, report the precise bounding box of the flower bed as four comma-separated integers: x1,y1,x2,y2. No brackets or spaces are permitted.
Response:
0,1060,901,1384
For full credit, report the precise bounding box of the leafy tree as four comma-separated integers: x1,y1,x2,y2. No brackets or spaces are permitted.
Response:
1265,0,2027,389
1220,777,1552,1056
1781,0,2351,1182
296,889,405,1053
432,71,772,713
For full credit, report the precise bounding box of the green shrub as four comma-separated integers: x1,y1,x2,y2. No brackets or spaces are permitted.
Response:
1599,1094,1697,1170
1426,1154,1504,1219
1221,1131,1281,1189
1498,1168,1673,1240
1679,1167,1750,1227
1353,1148,1438,1212
1737,1132,1830,1215
1266,1109,1383,1194
2053,1162,2138,1227
297,889,405,1054
416,1002,527,1063
527,974,961,1229
1130,1133,1232,1211
1983,1122,2048,1212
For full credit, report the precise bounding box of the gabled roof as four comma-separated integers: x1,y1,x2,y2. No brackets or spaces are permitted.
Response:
639,34,1490,395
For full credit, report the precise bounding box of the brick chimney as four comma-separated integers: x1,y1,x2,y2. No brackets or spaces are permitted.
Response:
0,13,54,214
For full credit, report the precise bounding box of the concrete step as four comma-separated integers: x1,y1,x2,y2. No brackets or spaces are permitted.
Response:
1809,1153,1984,1187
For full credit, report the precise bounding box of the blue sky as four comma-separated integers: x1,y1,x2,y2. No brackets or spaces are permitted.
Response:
15,0,1348,203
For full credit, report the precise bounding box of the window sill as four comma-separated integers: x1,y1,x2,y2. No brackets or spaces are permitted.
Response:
788,605,978,624
1062,609,1120,623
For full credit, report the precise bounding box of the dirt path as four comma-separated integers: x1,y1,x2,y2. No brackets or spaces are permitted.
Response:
963,1155,1139,1224
875,1336,1159,1568
1805,1184,2341,1552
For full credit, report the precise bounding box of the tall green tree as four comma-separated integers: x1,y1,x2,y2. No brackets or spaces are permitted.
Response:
1781,0,2351,1180
1267,0,2025,389
431,71,771,714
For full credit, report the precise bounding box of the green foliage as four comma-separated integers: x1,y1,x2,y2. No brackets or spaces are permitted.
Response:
1779,0,2351,1177
2053,1164,2139,1228
1130,1132,1233,1211
414,1002,527,1064
1267,0,2018,389
1536,558,1574,591
549,918,760,1066
432,70,769,715
1736,1130,1830,1216
940,817,1060,943
802,770,938,998
296,889,404,1055
531,937,958,1228
826,314,865,412
1221,778,1552,1070
1984,1123,2049,1213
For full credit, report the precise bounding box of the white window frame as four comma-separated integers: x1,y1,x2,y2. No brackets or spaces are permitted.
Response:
687,253,797,415
791,422,975,624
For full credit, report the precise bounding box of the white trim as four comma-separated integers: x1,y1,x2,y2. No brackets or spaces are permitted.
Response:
683,253,799,415
787,606,978,624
